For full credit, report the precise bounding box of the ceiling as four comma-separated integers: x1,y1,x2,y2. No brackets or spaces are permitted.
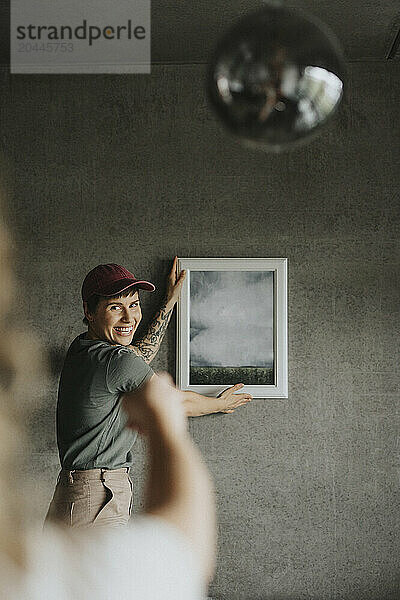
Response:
0,1,398,67
151,1,400,63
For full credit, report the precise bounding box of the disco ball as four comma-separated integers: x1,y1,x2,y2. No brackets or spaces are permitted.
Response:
207,4,345,151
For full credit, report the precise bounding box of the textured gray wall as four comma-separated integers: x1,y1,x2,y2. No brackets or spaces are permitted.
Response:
0,61,399,599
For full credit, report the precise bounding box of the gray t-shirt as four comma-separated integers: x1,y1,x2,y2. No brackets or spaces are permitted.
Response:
57,334,153,470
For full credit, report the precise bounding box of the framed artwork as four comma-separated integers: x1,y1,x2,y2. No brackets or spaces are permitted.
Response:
176,258,288,398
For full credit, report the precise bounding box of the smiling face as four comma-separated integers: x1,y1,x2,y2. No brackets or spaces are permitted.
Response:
84,289,142,346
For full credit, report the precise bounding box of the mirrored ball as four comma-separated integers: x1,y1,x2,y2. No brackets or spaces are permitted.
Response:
207,5,345,152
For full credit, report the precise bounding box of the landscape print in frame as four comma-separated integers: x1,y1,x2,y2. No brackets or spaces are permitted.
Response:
177,258,288,398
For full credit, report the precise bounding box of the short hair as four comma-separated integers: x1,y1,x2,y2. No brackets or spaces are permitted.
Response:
83,286,139,326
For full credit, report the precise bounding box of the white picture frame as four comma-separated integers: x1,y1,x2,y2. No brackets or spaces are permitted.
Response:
176,258,288,398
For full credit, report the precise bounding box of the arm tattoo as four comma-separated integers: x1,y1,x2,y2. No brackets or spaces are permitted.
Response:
131,303,173,364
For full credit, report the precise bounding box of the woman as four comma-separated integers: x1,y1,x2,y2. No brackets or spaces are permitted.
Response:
0,202,214,599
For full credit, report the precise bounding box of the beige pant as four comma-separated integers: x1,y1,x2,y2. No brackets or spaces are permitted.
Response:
44,468,133,528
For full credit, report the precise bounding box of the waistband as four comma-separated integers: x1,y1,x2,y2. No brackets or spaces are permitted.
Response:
59,467,130,482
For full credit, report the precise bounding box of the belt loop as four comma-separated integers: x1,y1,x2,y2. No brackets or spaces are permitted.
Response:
68,470,75,484
100,468,106,482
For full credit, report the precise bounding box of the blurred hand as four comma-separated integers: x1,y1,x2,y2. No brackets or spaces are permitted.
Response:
165,256,186,308
122,373,187,436
217,383,252,414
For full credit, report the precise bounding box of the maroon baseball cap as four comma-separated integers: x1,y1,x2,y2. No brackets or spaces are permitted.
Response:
82,264,155,302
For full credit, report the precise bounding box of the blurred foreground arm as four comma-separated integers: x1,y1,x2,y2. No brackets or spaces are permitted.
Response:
122,374,216,584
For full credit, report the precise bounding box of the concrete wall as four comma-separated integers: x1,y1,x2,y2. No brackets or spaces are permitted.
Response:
0,61,399,599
